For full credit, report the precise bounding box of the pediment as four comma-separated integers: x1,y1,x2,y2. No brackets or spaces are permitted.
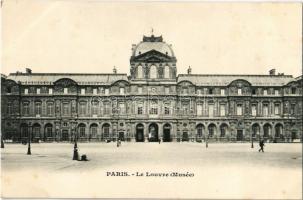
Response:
131,50,175,63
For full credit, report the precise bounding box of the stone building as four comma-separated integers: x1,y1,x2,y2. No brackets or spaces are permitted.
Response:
1,34,302,143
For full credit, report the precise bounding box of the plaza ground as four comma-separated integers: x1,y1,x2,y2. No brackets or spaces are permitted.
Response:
1,142,302,199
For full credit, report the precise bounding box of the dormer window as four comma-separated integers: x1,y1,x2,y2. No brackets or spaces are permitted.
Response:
264,89,268,96
237,88,242,95
120,87,125,95
81,88,85,95
209,88,213,95
37,88,40,94
64,88,68,94
291,88,296,94
7,87,11,94
252,89,256,95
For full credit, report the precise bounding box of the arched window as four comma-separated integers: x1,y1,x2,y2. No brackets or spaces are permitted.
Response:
150,65,157,79
90,124,98,138
164,66,170,79
137,65,143,78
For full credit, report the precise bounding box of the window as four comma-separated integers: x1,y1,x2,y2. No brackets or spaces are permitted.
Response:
37,88,40,94
79,125,86,137
93,88,97,95
105,88,109,95
138,87,142,94
104,102,110,115
209,88,213,95
92,101,98,115
164,66,170,79
251,104,257,116
119,102,125,114
274,89,279,96
182,102,189,115
274,104,280,115
149,100,158,115
137,65,143,78
35,102,42,116
290,104,295,115
220,104,225,116
264,89,268,96
120,87,125,95
79,102,86,115
6,87,11,93
164,103,170,115
49,88,53,94
291,88,296,94
64,88,68,94
263,104,269,116
45,126,52,137
197,104,203,116
24,88,28,94
150,65,157,79
7,102,12,115
81,88,85,95
165,87,170,94
220,89,225,96
209,104,214,117
63,103,69,115
238,88,242,95
197,89,201,96
137,104,143,115
91,125,98,137
183,88,188,94
47,102,54,116
252,89,256,95
23,102,29,115
236,104,243,116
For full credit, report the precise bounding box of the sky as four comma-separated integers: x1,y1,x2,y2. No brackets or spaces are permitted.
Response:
1,1,302,77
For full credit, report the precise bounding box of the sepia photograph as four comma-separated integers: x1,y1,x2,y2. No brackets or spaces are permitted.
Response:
1,0,302,199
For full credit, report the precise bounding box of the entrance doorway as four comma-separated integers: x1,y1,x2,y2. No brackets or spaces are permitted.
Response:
163,123,171,142
148,123,159,142
182,132,189,141
237,130,243,141
136,124,144,142
118,132,125,141
62,130,69,141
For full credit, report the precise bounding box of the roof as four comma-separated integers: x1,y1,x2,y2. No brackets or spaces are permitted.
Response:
132,35,175,57
177,74,295,86
6,73,129,85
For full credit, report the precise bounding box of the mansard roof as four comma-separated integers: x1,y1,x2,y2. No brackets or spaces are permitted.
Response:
177,74,295,86
7,73,128,85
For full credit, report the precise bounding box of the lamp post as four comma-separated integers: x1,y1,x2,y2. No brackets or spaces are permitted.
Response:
27,122,31,155
251,131,254,148
205,132,208,148
72,121,79,160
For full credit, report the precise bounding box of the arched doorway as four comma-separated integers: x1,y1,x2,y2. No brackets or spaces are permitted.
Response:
263,123,272,139
32,123,41,139
196,124,205,142
90,123,98,141
275,124,283,139
148,123,159,142
136,123,144,142
208,123,216,138
163,123,171,142
44,123,53,141
102,123,110,141
20,123,29,141
220,123,228,138
252,123,260,138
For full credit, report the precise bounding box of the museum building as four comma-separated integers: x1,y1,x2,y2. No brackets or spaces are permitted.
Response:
1,34,302,143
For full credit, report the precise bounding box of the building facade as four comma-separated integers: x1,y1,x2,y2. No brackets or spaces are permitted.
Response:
1,35,302,143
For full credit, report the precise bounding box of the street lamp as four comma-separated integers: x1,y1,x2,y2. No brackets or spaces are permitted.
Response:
72,122,79,160
205,132,208,148
27,122,31,155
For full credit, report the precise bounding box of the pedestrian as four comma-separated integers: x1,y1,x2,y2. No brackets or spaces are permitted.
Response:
158,138,161,144
258,140,265,152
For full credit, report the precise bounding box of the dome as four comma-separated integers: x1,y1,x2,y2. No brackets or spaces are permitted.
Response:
132,35,175,57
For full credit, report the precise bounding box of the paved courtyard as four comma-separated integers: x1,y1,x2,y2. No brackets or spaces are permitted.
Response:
1,142,302,199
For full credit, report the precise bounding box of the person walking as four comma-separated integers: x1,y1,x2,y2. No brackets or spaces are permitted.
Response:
258,140,265,152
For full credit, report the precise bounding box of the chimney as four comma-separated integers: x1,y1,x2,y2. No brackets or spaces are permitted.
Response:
25,68,32,74
269,69,276,75
187,66,192,74
113,66,117,74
